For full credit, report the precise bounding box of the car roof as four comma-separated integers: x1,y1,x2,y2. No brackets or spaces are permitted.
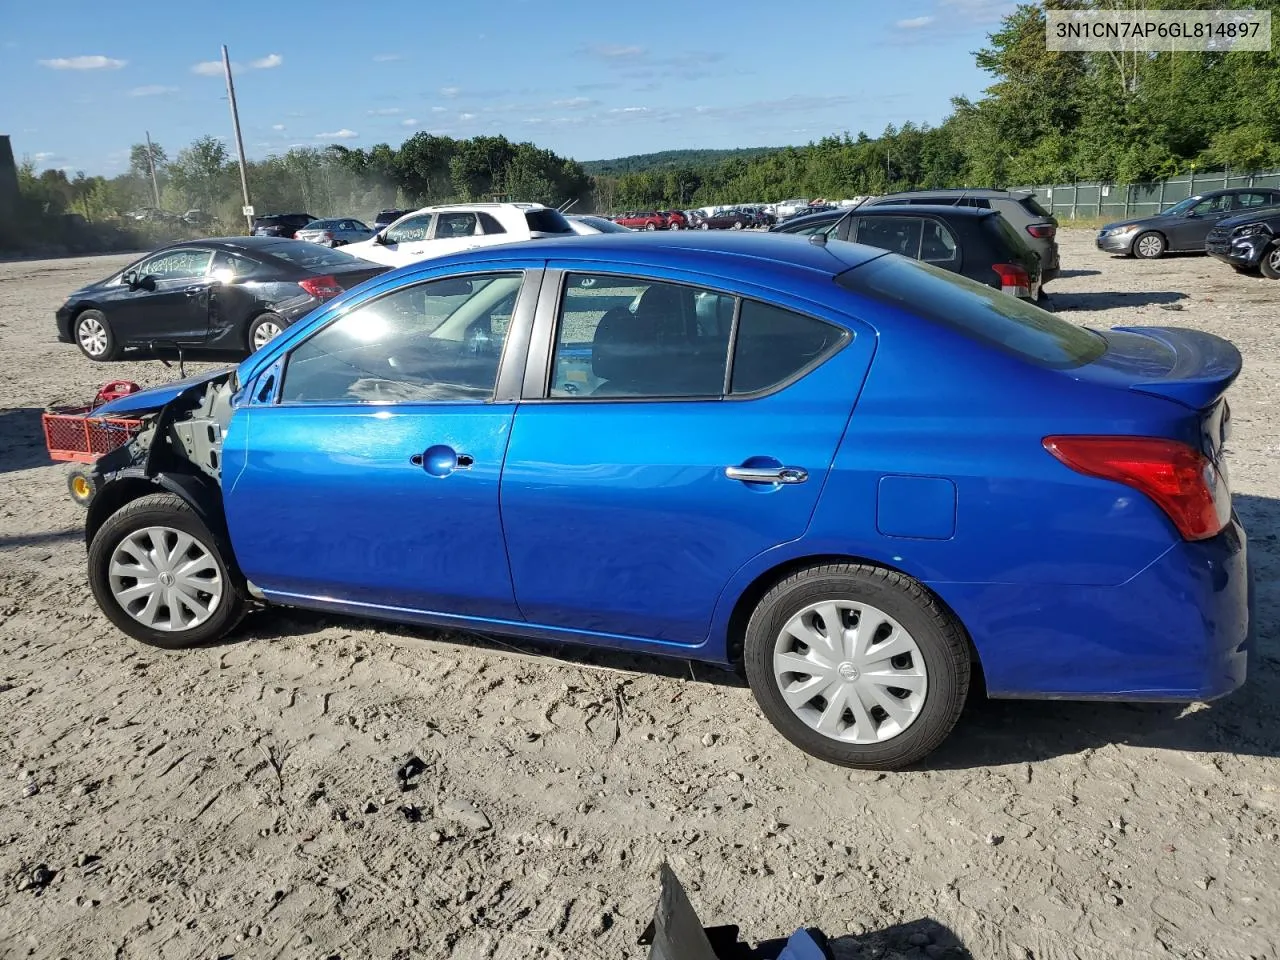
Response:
396,231,887,285
168,236,327,253
876,188,1029,198
855,204,995,218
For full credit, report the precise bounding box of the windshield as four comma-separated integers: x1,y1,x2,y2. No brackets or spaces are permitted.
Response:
1161,196,1201,217
840,254,1104,369
579,216,632,233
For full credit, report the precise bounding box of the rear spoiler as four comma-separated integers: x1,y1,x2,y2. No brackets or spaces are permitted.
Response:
1112,326,1243,410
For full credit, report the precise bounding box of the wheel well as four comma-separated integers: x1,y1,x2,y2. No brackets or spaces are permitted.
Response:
723,554,984,681
85,476,160,546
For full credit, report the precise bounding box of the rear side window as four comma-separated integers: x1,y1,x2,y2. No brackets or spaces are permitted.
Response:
841,256,1104,369
856,216,924,258
731,301,846,395
525,209,575,234
477,212,506,234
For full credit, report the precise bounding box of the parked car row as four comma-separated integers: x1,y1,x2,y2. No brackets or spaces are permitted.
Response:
1095,186,1280,279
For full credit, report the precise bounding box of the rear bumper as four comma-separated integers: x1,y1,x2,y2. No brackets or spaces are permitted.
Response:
932,516,1251,700
1206,235,1267,268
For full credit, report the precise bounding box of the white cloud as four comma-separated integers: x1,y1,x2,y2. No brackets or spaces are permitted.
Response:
609,106,651,114
458,112,476,121
33,151,63,162
895,15,934,28
272,123,286,131
191,60,223,76
368,107,403,115
430,106,448,113
551,96,595,109
315,128,359,139
129,84,178,97
373,53,402,62
440,85,461,98
39,55,126,70
588,43,645,60
193,53,282,75
250,53,282,69
401,118,418,127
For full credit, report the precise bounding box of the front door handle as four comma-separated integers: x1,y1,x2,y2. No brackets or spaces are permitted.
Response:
725,465,808,484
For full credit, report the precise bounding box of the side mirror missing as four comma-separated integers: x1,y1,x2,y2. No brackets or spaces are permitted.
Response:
123,271,155,291
373,233,388,245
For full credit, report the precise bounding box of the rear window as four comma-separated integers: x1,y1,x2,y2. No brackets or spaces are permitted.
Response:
525,209,574,234
258,241,363,271
989,212,1035,257
1018,195,1052,218
840,255,1104,370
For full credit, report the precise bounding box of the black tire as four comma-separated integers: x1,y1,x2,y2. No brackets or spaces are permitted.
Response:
67,468,96,507
1132,231,1166,260
88,493,246,649
742,563,971,769
646,222,657,231
732,220,745,230
246,312,286,353
73,309,119,362
1260,242,1280,280
700,222,710,230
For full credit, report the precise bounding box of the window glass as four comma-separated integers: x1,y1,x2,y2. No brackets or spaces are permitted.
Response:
731,301,845,395
1018,195,1052,217
1193,194,1233,215
920,220,959,263
477,212,506,234
135,248,213,281
260,241,362,271
281,273,523,404
211,251,256,279
385,214,433,244
436,211,479,238
840,256,1104,370
856,216,924,258
1236,192,1275,209
551,274,732,398
525,209,575,234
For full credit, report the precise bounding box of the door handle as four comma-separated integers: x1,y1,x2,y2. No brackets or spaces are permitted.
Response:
725,465,808,484
411,445,473,477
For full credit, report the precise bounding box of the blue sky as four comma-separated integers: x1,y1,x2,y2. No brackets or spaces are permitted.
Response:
2,0,1016,176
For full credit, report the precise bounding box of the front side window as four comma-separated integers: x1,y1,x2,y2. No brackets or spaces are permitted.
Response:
281,273,523,404
551,275,733,398
435,212,479,238
856,216,925,258
1193,195,1233,216
385,214,433,244
134,248,213,281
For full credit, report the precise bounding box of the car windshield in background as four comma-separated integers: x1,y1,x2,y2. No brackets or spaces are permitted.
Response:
580,217,632,233
842,254,1104,369
525,209,575,234
259,241,363,270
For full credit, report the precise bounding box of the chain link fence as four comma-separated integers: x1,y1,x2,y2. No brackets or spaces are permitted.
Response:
1014,168,1280,220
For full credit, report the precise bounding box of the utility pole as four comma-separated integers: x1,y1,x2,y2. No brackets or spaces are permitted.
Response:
221,45,254,233
144,131,161,207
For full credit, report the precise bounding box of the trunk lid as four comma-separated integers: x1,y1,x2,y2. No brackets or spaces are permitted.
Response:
1089,326,1242,411
329,262,391,291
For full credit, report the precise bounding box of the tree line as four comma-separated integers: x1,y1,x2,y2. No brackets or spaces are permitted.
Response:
10,0,1280,243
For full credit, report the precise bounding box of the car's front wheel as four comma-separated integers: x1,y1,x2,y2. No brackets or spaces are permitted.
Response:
1133,231,1166,259
1260,242,1280,280
74,309,119,361
743,563,970,769
89,493,246,649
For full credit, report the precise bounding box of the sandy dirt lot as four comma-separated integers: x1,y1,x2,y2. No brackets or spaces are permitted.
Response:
0,232,1277,960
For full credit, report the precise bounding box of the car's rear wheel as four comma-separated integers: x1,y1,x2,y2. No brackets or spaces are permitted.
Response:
247,312,285,352
743,563,970,769
1260,242,1280,280
74,309,118,361
1133,231,1166,259
732,220,745,230
88,493,246,649
700,222,710,230
646,222,657,231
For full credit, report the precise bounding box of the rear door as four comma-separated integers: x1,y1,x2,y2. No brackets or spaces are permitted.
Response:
498,268,873,647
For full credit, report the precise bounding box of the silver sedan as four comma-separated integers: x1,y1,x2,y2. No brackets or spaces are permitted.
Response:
295,218,375,247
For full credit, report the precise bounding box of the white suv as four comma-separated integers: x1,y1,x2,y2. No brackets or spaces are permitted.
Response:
343,202,576,268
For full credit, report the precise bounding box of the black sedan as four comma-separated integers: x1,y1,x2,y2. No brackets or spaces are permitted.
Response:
1095,187,1280,259
56,238,388,361
772,204,1042,300
1206,205,1280,279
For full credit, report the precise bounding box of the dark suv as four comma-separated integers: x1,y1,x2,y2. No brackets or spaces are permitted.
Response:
1206,204,1280,279
251,213,316,239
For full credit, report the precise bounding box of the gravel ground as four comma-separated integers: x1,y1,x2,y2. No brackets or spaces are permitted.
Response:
0,232,1277,960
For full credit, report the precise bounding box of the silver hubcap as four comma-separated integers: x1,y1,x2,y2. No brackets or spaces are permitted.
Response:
252,320,282,350
1137,235,1161,257
1269,248,1280,271
78,317,108,356
108,526,223,632
773,600,927,744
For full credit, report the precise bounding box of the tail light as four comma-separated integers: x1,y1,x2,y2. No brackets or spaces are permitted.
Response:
299,275,343,299
992,263,1030,297
321,231,334,241
1044,436,1230,541
1026,224,1056,239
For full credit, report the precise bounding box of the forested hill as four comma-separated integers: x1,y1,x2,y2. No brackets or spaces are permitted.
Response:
580,147,777,176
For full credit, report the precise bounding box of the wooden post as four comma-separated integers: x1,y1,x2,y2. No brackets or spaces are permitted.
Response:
222,45,254,233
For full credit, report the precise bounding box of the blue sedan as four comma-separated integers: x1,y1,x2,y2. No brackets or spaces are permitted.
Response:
83,232,1251,768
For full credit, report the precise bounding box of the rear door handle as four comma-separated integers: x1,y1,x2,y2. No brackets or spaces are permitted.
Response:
725,465,808,484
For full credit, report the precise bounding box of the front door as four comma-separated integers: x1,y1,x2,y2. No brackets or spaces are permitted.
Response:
364,213,436,266
499,270,871,646
223,270,535,618
113,247,215,346
1168,194,1236,251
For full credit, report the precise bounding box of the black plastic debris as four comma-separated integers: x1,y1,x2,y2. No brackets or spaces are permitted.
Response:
395,755,428,792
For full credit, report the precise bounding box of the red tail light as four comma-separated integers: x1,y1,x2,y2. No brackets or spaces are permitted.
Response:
321,231,334,241
992,262,1030,297
1026,224,1056,239
299,275,343,299
1044,436,1230,541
